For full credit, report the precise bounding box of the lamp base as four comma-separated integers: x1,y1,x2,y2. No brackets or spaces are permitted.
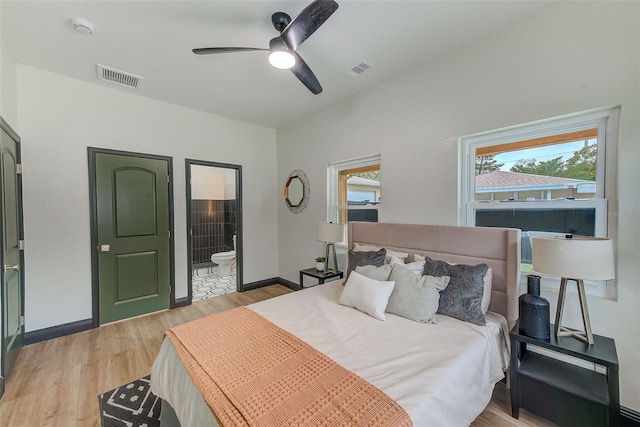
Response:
324,242,339,274
554,278,594,345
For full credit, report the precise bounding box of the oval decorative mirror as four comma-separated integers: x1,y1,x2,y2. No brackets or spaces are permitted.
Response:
284,170,310,213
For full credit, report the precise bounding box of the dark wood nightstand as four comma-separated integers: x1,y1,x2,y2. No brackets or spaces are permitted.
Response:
510,321,619,427
299,268,343,288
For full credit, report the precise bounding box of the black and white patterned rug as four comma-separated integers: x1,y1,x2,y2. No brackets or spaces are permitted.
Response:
98,376,161,427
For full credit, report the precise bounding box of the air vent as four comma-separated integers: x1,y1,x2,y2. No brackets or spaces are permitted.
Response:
345,61,373,78
96,64,143,89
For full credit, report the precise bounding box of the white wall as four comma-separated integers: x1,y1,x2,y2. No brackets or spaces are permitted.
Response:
277,1,640,410
191,165,236,200
16,65,278,331
1,34,18,127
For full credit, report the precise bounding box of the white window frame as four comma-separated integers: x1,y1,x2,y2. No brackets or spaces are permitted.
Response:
459,107,619,299
327,154,381,246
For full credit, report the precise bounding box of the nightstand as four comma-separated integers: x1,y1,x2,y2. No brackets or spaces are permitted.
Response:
510,321,619,426
299,268,343,288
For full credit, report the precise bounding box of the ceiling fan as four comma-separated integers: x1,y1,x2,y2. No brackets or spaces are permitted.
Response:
192,0,339,95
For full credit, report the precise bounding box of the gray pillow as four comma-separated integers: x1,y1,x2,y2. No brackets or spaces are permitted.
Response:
423,257,488,326
355,264,393,281
386,264,450,323
347,248,386,278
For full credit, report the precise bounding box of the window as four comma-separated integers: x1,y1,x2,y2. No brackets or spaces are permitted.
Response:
459,107,619,297
328,154,381,244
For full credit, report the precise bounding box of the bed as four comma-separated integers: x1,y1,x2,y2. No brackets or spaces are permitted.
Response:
150,222,521,426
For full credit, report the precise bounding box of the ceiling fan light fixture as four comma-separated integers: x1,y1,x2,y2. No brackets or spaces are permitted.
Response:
269,50,296,69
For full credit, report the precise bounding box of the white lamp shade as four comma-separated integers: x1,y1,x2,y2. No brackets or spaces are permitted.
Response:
316,222,345,243
532,236,615,280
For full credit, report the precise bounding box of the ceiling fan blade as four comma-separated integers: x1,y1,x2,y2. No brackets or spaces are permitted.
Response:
192,47,268,55
290,52,322,95
281,0,339,52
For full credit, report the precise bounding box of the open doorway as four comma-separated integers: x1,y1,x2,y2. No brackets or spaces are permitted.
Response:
186,159,242,302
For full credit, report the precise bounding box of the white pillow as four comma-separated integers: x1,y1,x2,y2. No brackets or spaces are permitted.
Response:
354,243,409,263
338,271,395,321
400,254,492,313
413,254,426,262
386,264,450,323
355,264,394,281
389,256,425,276
481,268,493,314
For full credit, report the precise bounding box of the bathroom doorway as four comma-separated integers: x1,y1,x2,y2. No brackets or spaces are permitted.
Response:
186,159,242,302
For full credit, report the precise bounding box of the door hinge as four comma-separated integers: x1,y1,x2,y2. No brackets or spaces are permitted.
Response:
16,164,23,174
168,230,171,239
167,175,170,183
18,240,25,250
20,316,25,327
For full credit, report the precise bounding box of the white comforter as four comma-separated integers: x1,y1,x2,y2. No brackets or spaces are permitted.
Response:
151,281,509,427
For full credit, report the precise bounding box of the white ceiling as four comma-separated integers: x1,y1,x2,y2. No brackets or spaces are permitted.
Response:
1,1,550,129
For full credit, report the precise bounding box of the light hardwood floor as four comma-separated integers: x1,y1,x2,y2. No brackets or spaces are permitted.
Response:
0,285,555,427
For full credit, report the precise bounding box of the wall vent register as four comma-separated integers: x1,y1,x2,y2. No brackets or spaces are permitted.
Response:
346,61,373,77
96,64,143,89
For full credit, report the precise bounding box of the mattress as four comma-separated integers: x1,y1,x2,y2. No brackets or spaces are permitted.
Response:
150,281,509,426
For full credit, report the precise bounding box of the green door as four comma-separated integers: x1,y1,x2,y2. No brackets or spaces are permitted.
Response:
1,117,24,381
95,153,171,324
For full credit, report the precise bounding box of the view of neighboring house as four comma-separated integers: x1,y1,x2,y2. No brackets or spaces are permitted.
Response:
346,175,380,222
347,175,380,204
475,170,596,201
474,170,599,263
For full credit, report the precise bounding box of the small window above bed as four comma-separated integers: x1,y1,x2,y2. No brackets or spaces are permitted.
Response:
328,154,381,244
459,107,619,299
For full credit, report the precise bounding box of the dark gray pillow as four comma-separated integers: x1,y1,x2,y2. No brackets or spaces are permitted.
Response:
423,257,488,326
347,248,386,279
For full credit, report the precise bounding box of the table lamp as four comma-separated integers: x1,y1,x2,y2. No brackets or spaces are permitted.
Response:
532,235,614,344
316,222,345,273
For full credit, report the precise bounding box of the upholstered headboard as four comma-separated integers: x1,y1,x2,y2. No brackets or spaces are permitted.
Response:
348,222,521,328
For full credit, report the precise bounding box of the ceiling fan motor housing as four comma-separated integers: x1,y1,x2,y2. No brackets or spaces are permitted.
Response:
272,12,291,32
269,37,289,52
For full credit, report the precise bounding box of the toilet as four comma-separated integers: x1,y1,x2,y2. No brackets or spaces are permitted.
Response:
211,234,236,277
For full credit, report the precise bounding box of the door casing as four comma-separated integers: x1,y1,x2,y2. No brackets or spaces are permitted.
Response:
88,147,175,327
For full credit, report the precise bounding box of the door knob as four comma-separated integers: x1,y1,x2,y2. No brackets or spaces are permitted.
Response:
4,264,19,272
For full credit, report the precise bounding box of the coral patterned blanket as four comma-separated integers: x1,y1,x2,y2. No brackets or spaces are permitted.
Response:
165,306,412,426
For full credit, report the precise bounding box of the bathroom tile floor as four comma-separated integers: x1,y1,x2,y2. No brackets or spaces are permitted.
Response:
192,270,236,302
